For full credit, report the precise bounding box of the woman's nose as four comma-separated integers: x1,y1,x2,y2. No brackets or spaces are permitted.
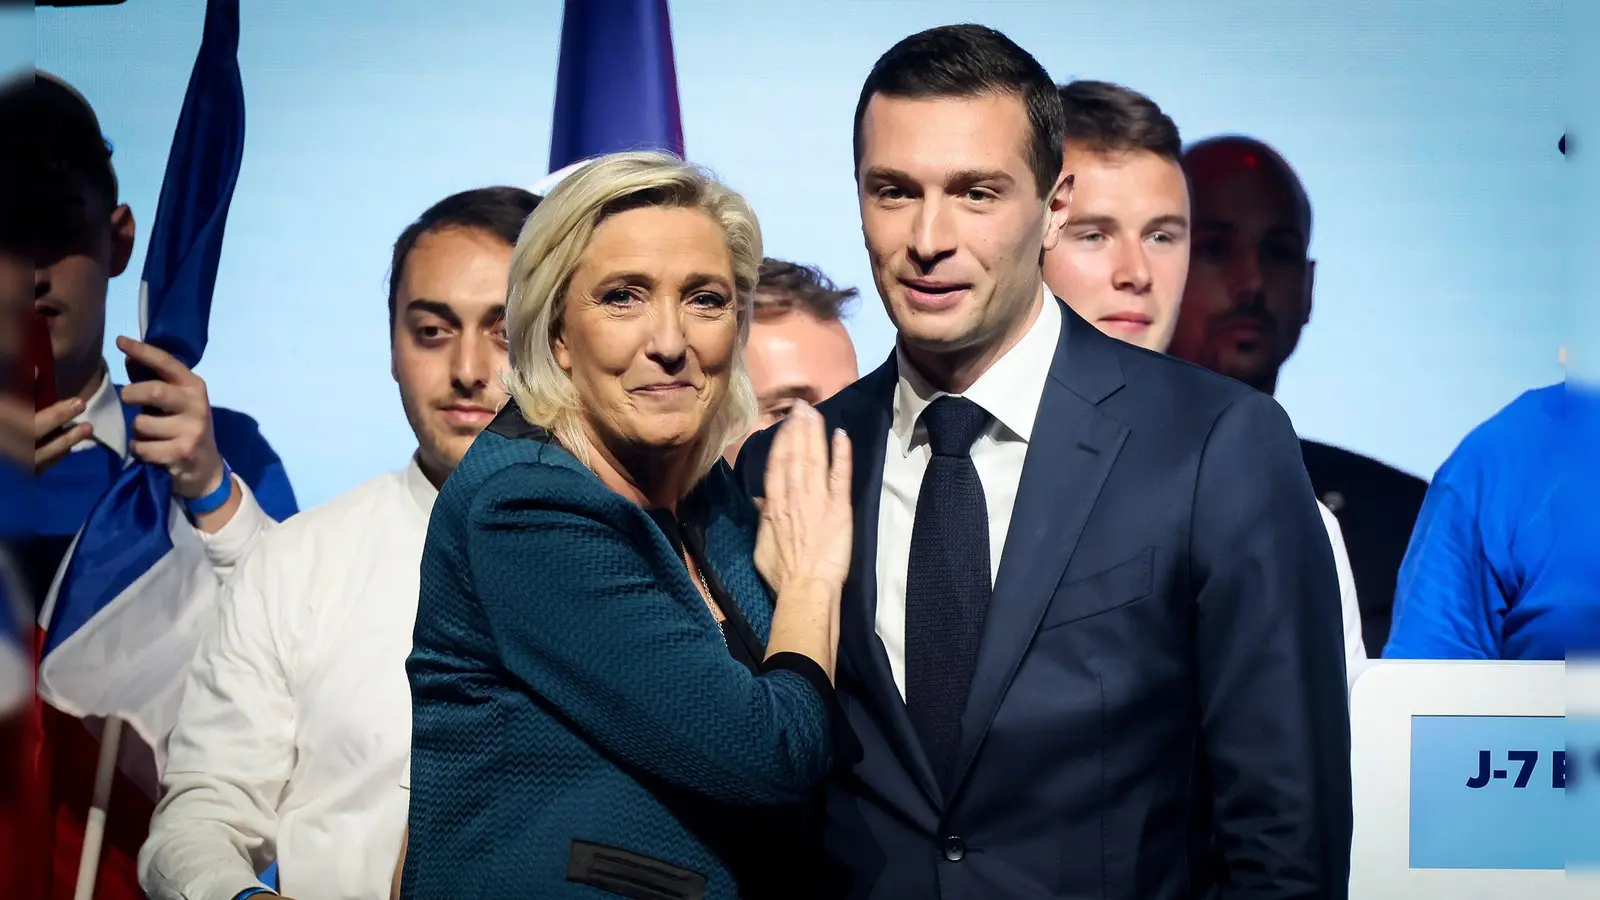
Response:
645,304,688,369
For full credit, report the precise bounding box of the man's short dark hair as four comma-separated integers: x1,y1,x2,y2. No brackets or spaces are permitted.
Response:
26,72,119,207
852,24,1066,199
1,72,118,254
387,187,541,327
754,258,857,322
1058,80,1181,163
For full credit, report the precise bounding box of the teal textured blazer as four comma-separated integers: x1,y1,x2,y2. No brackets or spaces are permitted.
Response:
403,403,838,900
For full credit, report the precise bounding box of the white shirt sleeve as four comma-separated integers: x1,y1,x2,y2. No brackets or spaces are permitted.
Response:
138,550,295,900
1316,500,1368,670
192,475,277,577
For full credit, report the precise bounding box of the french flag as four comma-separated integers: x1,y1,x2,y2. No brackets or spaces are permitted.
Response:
538,0,685,191
34,1,245,896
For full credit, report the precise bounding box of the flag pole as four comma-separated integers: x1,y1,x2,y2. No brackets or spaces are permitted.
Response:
73,715,122,900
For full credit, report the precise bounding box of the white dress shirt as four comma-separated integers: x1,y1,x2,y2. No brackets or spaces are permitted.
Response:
73,369,126,456
1319,500,1369,669
140,458,436,900
876,290,1060,699
873,291,1366,697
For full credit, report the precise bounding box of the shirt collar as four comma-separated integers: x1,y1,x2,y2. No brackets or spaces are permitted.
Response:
891,284,1061,457
72,369,127,458
404,453,440,517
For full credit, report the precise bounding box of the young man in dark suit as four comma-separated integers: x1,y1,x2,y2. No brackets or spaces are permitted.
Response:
1041,81,1368,667
738,25,1352,899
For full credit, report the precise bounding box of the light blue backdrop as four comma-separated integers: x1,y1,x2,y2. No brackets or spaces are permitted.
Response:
38,0,1565,509
1566,0,1598,384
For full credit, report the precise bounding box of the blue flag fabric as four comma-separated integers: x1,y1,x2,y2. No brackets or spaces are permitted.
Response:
137,0,246,371
548,0,684,172
44,0,245,656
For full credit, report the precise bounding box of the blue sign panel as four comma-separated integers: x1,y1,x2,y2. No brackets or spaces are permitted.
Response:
1410,715,1565,870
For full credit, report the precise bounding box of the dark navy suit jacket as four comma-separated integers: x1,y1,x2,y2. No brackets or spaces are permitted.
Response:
737,301,1353,899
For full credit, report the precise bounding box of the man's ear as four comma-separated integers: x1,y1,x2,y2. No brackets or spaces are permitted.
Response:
108,204,135,278
1042,170,1074,252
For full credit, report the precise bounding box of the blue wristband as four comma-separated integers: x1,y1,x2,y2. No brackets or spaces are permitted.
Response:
185,459,235,516
234,889,274,900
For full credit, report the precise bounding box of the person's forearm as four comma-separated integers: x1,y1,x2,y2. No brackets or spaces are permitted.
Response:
764,578,839,683
142,566,291,900
139,788,272,900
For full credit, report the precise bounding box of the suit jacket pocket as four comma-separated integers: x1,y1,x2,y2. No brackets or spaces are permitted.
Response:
566,839,708,900
1037,546,1155,631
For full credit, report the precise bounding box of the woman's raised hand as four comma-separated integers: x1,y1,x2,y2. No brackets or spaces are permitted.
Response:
754,403,853,594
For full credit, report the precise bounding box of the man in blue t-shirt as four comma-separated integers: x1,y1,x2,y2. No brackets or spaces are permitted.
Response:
1384,380,1600,660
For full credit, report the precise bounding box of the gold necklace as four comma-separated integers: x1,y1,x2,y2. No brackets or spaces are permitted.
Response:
682,546,728,646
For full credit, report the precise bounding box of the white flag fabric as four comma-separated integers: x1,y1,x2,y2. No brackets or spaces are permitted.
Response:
37,495,222,772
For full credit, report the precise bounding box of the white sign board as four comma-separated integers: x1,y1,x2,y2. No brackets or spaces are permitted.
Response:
1349,661,1567,899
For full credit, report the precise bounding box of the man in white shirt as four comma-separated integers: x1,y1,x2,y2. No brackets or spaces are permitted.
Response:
1041,79,1367,667
737,25,1351,898
138,186,540,900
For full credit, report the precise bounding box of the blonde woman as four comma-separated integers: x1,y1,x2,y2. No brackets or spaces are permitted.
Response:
401,152,853,899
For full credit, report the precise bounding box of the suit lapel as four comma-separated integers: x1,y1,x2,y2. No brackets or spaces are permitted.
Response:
949,303,1130,793
836,358,944,807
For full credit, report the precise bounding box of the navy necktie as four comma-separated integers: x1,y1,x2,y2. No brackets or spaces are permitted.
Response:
903,395,992,789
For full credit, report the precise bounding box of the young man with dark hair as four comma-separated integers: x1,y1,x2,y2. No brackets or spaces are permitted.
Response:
1173,134,1428,652
1044,83,1368,668
17,70,298,900
25,72,299,602
741,25,1351,898
1042,80,1189,353
722,258,860,464
139,187,538,900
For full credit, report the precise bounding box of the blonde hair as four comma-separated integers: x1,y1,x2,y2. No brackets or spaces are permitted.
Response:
503,151,761,481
